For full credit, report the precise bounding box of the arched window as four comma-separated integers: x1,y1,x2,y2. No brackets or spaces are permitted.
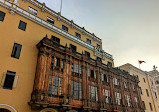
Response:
0,108,11,112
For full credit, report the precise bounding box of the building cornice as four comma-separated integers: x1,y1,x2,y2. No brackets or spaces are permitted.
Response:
23,0,102,43
0,0,113,60
120,63,146,76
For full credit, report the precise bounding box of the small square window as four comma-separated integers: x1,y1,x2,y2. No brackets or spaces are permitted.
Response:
0,11,6,22
70,44,76,53
97,57,102,62
85,51,90,58
11,43,22,59
75,32,81,39
87,38,91,44
62,25,68,32
97,44,101,49
47,17,54,24
108,61,112,67
28,6,37,15
18,20,27,31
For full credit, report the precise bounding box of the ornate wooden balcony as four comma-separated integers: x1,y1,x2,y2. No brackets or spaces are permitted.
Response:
28,36,145,112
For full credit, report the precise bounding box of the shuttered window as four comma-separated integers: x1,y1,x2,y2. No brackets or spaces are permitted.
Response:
87,38,91,44
62,25,68,32
104,74,109,83
0,11,6,22
18,20,27,31
2,71,19,90
125,95,131,107
89,85,98,102
47,17,54,24
85,51,90,58
88,69,90,77
115,92,121,105
114,78,119,86
75,32,81,39
70,44,76,52
103,89,110,103
28,6,37,15
11,43,22,59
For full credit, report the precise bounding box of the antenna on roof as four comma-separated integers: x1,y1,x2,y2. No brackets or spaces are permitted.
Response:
60,0,63,14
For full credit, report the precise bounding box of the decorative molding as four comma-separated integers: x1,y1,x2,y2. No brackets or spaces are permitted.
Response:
41,2,45,12
23,0,102,43
0,0,113,60
57,12,61,21
9,7,17,15
22,0,27,2
13,0,18,5
94,46,113,60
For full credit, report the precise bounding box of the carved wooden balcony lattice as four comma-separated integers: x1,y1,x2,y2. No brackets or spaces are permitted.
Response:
28,36,145,112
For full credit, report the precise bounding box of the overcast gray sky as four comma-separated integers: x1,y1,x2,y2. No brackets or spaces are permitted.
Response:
38,0,159,71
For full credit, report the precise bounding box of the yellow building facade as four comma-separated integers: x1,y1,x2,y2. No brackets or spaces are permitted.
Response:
147,67,159,96
120,63,159,112
0,0,114,112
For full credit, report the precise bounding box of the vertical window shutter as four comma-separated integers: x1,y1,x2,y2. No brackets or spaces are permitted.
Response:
11,44,16,57
88,69,90,77
101,74,104,81
108,90,110,97
113,78,115,84
19,20,22,29
94,71,96,79
59,78,63,95
106,90,108,97
72,63,74,72
24,22,27,31
61,60,63,69
117,79,119,85
79,66,81,74
55,58,57,66
79,83,82,99
96,87,98,101
1,72,6,87
115,78,117,85
48,76,52,95
13,75,19,88
71,81,73,96
103,89,105,97
89,85,91,99
22,22,25,30
15,45,21,58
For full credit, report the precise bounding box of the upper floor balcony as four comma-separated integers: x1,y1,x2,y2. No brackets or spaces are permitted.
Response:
28,36,144,112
